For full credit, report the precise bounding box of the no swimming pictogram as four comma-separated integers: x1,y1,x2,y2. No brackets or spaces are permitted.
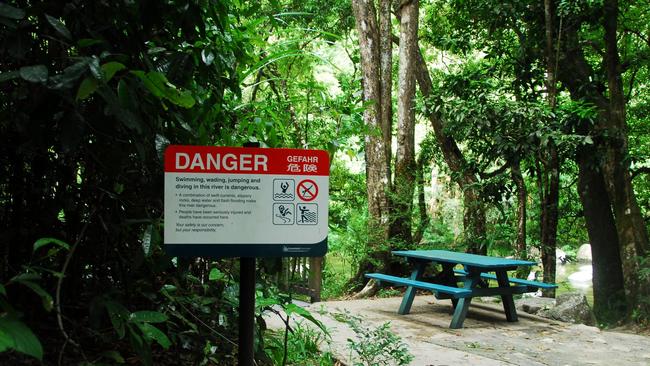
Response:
297,179,318,202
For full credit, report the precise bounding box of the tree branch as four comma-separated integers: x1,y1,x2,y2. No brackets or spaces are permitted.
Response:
623,27,650,49
479,162,509,180
631,166,650,180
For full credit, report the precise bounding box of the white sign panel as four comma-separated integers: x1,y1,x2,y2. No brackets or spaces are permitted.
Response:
164,145,329,248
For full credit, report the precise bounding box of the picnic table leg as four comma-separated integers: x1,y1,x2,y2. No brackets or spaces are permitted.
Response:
449,275,479,329
438,263,459,309
398,260,427,315
495,270,518,322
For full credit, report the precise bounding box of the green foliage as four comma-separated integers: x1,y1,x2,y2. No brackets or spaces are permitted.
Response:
0,315,43,361
633,255,650,325
0,237,65,360
324,160,370,297
260,292,332,365
264,323,334,366
1,0,262,363
334,311,413,366
95,297,171,365
322,254,357,299
376,288,402,298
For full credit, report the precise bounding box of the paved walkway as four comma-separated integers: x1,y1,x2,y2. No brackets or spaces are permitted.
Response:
265,295,650,365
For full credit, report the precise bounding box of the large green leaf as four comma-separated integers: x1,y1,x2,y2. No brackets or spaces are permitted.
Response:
0,315,43,360
131,71,163,97
19,65,48,83
284,303,328,334
102,62,126,82
101,350,126,363
49,58,91,90
0,70,19,83
88,57,102,81
0,3,25,19
0,284,5,296
33,237,71,252
10,277,53,312
105,301,128,339
45,14,72,40
10,273,40,282
129,311,167,323
208,268,225,281
131,71,195,108
137,323,171,349
256,297,280,308
0,328,12,352
76,77,98,100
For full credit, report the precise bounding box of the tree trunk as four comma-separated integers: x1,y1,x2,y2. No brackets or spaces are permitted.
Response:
538,0,560,297
391,0,418,246
540,144,559,297
511,159,527,273
462,188,487,254
577,144,627,321
558,24,628,322
379,0,393,186
543,0,557,108
351,0,391,281
413,154,429,245
413,47,487,254
601,0,650,317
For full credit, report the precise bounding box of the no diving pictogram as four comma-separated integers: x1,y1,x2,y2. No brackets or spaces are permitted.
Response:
297,179,318,202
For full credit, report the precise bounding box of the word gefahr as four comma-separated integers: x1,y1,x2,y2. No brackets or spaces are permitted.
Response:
175,152,268,172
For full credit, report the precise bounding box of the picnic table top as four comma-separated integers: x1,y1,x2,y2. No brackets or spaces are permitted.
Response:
392,249,536,269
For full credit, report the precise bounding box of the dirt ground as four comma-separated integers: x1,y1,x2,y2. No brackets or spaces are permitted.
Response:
265,295,650,366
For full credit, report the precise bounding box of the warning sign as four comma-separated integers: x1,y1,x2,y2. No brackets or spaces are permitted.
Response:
273,203,294,225
297,204,318,225
273,179,295,201
164,145,329,257
297,179,318,202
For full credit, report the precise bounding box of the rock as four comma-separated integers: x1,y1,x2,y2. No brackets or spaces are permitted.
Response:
538,292,596,325
576,244,592,262
523,304,542,314
567,265,593,288
515,296,554,315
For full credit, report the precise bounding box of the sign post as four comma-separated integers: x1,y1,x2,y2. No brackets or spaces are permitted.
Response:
163,144,329,365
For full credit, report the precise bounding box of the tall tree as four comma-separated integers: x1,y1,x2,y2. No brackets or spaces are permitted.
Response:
391,0,419,245
600,0,650,316
539,0,560,297
555,1,646,320
352,0,391,274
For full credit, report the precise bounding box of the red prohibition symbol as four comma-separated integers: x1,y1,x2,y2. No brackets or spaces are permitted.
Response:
297,179,318,202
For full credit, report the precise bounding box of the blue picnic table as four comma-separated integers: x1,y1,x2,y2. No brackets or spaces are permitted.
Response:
365,250,557,329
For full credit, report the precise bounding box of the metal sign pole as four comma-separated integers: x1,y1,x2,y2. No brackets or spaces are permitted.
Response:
238,257,255,366
238,141,258,366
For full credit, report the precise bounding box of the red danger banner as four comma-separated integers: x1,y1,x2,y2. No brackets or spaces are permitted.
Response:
164,145,329,176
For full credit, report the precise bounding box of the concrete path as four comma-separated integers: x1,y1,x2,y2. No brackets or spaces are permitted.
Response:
265,295,650,365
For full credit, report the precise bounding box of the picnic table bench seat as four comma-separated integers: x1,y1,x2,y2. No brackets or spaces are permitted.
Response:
453,269,558,290
365,273,472,298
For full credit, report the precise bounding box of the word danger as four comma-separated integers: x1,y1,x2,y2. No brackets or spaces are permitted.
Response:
175,152,268,172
